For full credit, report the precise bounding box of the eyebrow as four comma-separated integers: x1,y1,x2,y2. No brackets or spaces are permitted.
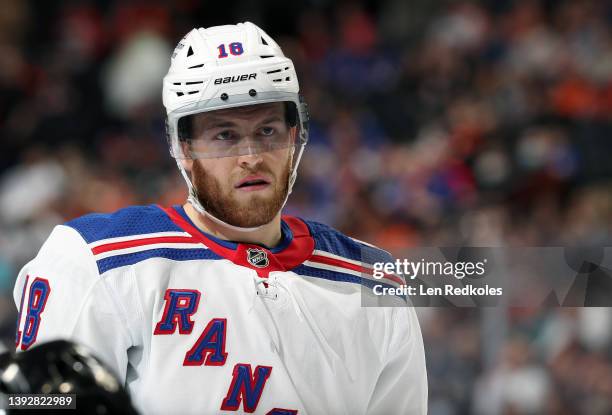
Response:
258,116,283,124
204,120,236,128
201,115,283,129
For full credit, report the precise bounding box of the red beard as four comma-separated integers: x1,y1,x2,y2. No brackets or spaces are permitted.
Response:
191,158,290,228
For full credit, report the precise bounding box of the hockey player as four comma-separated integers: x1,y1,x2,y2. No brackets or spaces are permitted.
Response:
13,22,427,414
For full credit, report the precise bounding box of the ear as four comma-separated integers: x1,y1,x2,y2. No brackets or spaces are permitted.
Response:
289,126,298,144
180,158,194,171
179,141,195,171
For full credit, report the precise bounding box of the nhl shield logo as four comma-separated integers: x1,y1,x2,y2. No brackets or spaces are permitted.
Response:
246,248,269,268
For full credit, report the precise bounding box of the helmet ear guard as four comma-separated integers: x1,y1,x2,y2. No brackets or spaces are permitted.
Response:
285,101,298,127
177,117,192,142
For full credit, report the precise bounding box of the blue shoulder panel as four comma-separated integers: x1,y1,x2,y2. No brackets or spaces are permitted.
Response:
64,205,223,274
65,204,183,244
298,220,406,300
302,219,393,266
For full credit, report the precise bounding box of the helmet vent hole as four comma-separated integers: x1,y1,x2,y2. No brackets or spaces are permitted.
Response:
187,91,199,95
176,92,184,97
186,81,203,85
272,79,282,83
173,82,181,85
187,46,194,57
260,55,273,59
188,63,204,69
285,77,290,81
267,69,282,74
261,37,268,45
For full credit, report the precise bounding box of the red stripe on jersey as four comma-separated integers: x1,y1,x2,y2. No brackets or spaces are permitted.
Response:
92,235,199,255
158,205,315,278
276,215,315,269
158,206,240,259
309,254,405,286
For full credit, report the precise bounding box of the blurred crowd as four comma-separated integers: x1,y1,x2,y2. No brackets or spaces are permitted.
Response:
1,0,611,413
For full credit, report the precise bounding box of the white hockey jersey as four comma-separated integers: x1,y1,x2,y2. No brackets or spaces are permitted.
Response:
13,204,427,415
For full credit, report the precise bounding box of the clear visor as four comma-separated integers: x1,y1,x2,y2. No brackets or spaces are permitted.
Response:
167,93,307,160
183,129,294,159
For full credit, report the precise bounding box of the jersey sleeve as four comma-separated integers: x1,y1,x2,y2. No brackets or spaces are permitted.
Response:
366,306,428,415
13,225,133,382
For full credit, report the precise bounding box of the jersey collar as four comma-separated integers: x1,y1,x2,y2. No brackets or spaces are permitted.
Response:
158,205,315,277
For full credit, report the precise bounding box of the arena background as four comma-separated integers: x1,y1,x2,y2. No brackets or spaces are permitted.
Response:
1,0,611,413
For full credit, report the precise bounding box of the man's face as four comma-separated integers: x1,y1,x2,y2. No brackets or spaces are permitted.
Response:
186,102,295,228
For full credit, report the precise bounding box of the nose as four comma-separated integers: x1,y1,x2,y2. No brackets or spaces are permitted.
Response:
236,135,264,167
238,152,263,168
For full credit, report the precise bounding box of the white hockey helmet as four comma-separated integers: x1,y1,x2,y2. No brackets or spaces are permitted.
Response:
162,22,309,231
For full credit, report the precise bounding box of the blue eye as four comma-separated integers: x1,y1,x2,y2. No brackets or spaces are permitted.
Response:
215,131,235,141
259,127,275,136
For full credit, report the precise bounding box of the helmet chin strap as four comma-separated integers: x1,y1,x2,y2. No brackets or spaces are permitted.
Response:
175,143,304,234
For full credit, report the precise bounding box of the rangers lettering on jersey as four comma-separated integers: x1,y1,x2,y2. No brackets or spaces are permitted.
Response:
154,289,201,335
183,318,228,366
